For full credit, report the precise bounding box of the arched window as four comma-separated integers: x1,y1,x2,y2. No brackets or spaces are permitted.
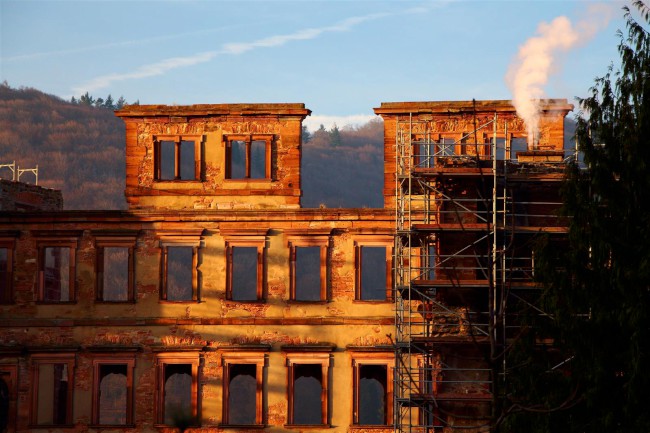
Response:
164,365,192,424
98,365,127,424
293,366,322,425
228,365,256,424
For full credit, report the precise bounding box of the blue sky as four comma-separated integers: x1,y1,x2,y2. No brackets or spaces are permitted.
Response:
0,0,629,130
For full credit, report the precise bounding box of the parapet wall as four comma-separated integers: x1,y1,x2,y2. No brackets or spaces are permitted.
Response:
0,179,63,211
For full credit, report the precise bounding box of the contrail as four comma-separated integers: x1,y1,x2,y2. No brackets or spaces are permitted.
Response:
71,10,401,95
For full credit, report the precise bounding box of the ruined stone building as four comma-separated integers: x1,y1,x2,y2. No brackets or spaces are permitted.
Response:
0,99,572,432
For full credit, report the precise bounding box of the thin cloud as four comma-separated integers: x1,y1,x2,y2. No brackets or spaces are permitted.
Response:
304,114,379,132
72,11,393,94
3,27,237,63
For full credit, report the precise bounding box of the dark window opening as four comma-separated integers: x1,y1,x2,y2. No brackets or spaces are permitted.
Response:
293,364,322,425
424,243,436,280
227,364,256,425
180,141,196,180
295,247,321,301
0,247,10,304
36,363,69,425
102,247,129,301
163,364,192,425
226,136,271,180
360,247,387,301
250,140,266,179
358,365,387,425
157,139,198,181
98,364,128,425
230,140,246,179
160,140,176,180
232,247,258,301
43,247,70,302
165,246,193,301
0,377,9,431
511,137,528,160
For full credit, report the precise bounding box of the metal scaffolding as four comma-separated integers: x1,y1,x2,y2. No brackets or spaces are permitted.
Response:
393,111,569,432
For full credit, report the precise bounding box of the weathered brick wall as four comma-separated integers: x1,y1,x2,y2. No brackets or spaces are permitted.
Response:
0,179,63,211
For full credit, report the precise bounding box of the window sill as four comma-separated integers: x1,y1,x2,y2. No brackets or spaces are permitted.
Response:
224,178,273,183
227,298,265,303
29,424,75,429
219,424,266,429
350,425,392,429
88,424,136,429
154,179,203,184
95,300,136,304
287,299,328,304
158,300,200,304
35,301,77,305
284,424,331,429
353,299,392,304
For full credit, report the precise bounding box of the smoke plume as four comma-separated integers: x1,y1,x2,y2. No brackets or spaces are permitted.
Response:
506,4,614,146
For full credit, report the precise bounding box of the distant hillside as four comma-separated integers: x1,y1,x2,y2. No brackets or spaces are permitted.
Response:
0,84,126,209
0,84,385,210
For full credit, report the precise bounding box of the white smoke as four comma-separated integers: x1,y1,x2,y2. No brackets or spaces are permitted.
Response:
506,4,615,147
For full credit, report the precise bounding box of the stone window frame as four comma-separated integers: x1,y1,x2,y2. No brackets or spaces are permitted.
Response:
29,352,76,427
34,230,82,304
90,353,136,427
282,345,335,428
154,351,201,427
351,352,394,426
354,235,394,302
153,134,204,182
158,231,203,303
287,232,330,302
93,231,137,303
224,134,274,181
0,232,18,304
224,229,267,302
220,348,269,427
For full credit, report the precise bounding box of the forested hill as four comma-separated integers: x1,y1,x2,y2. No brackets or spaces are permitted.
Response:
0,84,127,209
0,84,385,210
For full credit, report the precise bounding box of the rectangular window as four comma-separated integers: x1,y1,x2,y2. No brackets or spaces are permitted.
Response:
226,240,265,301
289,237,328,302
355,239,392,301
0,365,18,432
221,352,266,426
285,351,331,427
94,233,137,302
0,239,15,304
30,354,75,426
91,356,135,426
225,135,272,180
161,245,198,302
154,135,202,181
154,352,199,426
37,242,77,303
352,356,394,426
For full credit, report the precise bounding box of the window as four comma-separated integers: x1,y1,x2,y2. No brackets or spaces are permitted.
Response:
355,238,392,301
91,355,135,426
35,232,81,303
94,232,137,302
154,135,202,181
30,353,75,426
0,237,15,304
289,237,328,302
158,231,202,302
221,351,267,426
284,349,332,427
352,355,394,426
226,237,265,301
225,134,273,180
0,365,17,432
154,352,200,426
